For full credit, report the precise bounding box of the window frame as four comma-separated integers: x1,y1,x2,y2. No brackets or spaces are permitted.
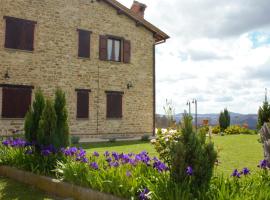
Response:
3,16,36,51
106,91,124,119
106,36,123,62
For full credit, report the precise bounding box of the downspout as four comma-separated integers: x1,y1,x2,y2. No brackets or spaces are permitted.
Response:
97,63,100,136
152,44,156,136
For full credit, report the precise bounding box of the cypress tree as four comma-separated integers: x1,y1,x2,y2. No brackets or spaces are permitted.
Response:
54,89,70,148
258,101,270,129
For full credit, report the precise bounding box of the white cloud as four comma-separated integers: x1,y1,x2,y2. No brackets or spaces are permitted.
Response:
117,0,270,114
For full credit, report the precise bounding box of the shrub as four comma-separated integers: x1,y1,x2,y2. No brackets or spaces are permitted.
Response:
108,138,117,143
24,89,45,143
54,89,70,148
71,136,80,144
225,125,256,135
37,99,57,147
170,114,217,188
219,108,230,131
141,134,150,142
258,101,270,129
212,125,220,135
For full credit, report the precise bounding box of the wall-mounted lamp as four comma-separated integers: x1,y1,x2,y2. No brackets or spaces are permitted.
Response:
127,82,133,89
4,69,10,79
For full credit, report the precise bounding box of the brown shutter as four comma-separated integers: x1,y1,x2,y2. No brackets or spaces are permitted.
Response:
99,35,107,61
78,30,91,58
77,91,89,118
106,92,123,118
4,17,35,51
2,87,32,118
123,40,131,63
24,21,35,51
5,18,20,49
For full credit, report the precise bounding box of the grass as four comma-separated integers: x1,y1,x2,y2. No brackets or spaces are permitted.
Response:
78,134,263,175
0,176,59,200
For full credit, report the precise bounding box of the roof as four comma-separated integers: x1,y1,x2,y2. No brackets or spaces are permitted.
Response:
101,0,170,44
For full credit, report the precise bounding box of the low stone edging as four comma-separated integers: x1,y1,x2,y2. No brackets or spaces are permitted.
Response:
0,165,124,200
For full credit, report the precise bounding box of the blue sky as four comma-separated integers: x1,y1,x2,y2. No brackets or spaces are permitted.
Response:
118,0,270,114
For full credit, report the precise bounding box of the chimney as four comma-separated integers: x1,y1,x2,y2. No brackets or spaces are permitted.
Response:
130,1,147,18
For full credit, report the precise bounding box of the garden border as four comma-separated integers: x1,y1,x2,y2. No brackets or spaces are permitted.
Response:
0,165,124,200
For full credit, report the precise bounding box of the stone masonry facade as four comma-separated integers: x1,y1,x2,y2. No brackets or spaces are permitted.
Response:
0,0,167,139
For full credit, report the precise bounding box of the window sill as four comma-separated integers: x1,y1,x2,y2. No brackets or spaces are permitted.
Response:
76,118,90,121
77,56,91,60
4,48,34,54
106,117,123,120
0,117,24,120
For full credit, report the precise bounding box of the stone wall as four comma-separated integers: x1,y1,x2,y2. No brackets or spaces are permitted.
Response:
0,0,155,139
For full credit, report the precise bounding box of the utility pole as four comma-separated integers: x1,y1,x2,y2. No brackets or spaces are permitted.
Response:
192,99,198,132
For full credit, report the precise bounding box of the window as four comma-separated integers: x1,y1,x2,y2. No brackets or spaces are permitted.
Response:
76,89,90,119
107,38,121,62
106,91,123,119
99,35,131,63
78,29,91,58
4,16,36,51
1,85,32,118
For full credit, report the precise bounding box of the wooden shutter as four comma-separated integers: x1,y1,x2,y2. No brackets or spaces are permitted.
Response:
78,30,91,58
106,92,123,118
23,21,35,51
4,17,35,51
5,18,20,49
123,40,131,63
99,35,107,61
77,91,89,118
2,87,32,118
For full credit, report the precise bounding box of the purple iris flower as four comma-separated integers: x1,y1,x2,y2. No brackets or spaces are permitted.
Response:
258,160,268,169
106,157,112,163
109,161,119,168
112,152,120,160
2,140,9,146
41,149,51,156
153,160,168,172
139,188,150,200
90,162,99,170
93,152,99,157
231,169,241,178
25,149,33,155
104,151,110,157
186,166,193,176
241,167,250,175
81,157,89,163
126,170,132,177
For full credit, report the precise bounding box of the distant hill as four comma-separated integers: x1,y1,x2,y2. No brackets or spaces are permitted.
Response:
156,112,258,130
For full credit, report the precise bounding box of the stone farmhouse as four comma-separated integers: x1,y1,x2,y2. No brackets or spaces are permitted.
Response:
0,0,169,139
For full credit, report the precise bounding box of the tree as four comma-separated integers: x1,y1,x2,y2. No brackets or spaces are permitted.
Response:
54,89,70,148
224,108,230,128
258,101,270,129
24,89,45,143
37,99,57,146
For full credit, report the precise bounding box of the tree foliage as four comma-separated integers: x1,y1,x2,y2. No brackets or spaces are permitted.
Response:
24,89,45,143
258,101,270,129
219,108,230,131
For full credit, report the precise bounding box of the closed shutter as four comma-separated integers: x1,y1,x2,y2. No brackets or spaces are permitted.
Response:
123,40,131,63
5,18,20,49
2,87,32,118
99,35,108,60
78,30,91,58
24,21,35,51
77,91,89,118
106,92,123,118
4,16,35,51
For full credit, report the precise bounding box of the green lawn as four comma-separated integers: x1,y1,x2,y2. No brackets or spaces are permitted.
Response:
0,176,59,200
78,134,263,175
